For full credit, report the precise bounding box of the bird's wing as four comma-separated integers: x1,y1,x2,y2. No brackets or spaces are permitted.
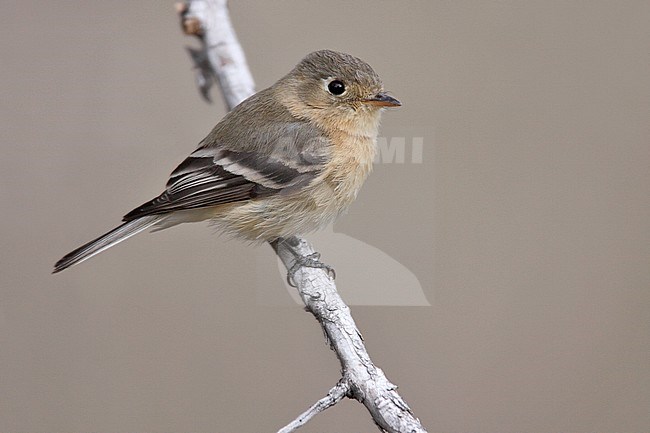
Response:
122,121,330,221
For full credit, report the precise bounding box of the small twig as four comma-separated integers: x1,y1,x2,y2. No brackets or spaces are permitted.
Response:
277,380,350,433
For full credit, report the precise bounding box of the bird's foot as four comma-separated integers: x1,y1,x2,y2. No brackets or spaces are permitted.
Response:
287,252,336,287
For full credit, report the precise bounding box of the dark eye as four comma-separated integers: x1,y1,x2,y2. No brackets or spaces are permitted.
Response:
328,80,346,95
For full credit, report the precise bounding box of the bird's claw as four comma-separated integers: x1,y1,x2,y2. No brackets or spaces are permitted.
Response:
287,252,336,287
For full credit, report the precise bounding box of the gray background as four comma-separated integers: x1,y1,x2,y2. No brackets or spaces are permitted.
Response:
2,1,649,432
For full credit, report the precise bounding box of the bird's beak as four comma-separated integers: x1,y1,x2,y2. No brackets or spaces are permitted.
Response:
363,93,401,107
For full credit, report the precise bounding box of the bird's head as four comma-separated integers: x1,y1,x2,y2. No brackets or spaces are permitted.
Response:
277,50,401,136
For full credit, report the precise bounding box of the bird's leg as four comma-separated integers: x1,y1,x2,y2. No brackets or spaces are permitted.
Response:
270,237,336,287
286,251,336,288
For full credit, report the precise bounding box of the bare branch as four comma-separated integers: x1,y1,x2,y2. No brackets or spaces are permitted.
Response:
177,2,428,432
277,380,350,433
179,0,254,107
272,237,427,432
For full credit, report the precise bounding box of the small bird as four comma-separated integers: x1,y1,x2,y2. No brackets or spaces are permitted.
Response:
53,50,400,274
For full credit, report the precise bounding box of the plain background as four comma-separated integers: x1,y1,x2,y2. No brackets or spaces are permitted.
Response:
2,1,649,432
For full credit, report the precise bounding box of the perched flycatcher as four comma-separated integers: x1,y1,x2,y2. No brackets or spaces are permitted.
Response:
54,50,400,273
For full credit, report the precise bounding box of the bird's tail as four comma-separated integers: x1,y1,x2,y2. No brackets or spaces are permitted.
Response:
53,215,164,273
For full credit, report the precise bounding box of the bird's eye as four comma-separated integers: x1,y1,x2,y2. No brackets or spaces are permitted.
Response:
327,80,346,96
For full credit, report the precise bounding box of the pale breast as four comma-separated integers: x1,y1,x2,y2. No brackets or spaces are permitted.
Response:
323,130,377,206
